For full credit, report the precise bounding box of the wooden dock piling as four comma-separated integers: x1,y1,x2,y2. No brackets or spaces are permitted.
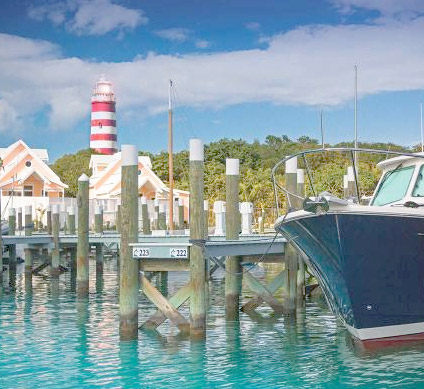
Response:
47,205,52,235
77,174,90,297
158,203,166,230
8,208,16,269
17,207,22,231
204,200,209,239
225,158,242,320
95,205,103,233
24,248,33,274
0,216,2,279
95,205,103,272
296,168,306,306
347,167,356,199
51,204,60,276
285,158,299,311
116,204,121,233
189,138,206,336
119,145,139,340
141,196,151,235
154,199,159,230
178,198,184,229
24,206,33,236
67,206,76,235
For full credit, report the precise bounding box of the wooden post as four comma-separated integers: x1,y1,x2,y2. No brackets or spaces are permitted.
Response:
154,199,159,230
240,202,253,235
189,138,206,336
225,158,242,320
286,157,299,210
24,248,33,274
77,174,90,297
8,208,16,268
258,216,264,234
67,206,76,234
47,205,52,235
24,206,33,236
70,246,77,273
116,204,121,233
343,175,349,198
178,198,184,230
296,168,306,306
297,169,305,206
95,205,103,233
285,158,298,311
17,207,22,231
119,145,139,340
141,196,151,235
347,166,356,199
51,204,60,276
204,200,209,239
95,205,103,272
158,203,166,230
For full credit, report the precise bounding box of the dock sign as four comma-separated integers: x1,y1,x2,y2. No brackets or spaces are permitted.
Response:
170,247,188,258
133,247,151,258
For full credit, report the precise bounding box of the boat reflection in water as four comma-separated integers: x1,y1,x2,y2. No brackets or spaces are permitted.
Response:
273,148,424,347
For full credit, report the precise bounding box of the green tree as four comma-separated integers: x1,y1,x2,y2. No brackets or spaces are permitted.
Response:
50,148,94,197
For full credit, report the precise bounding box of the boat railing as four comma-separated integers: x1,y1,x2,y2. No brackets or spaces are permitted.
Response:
271,147,424,215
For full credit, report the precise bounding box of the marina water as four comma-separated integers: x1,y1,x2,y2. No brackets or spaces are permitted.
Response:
1,258,424,388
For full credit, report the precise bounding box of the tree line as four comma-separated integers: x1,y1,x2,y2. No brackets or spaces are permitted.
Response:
50,136,414,218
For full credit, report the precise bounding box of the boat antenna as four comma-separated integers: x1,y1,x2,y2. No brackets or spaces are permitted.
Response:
354,65,358,166
168,79,174,231
320,110,324,148
420,102,423,153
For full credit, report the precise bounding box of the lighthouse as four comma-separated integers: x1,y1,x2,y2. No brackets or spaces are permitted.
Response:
90,75,118,154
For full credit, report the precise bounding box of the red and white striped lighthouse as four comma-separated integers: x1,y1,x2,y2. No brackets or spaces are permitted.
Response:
90,75,118,155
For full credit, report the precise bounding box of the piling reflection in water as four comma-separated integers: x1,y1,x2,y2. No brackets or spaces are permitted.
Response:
1,255,424,387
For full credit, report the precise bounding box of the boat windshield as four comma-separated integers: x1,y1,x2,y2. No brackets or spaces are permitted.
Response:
412,165,424,197
372,166,415,206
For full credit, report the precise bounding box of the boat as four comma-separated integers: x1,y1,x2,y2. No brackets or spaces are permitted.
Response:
273,147,424,344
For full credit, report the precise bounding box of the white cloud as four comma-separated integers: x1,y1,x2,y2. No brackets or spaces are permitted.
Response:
195,40,210,49
155,28,191,42
0,100,19,133
245,22,261,31
2,17,424,134
0,34,60,60
28,0,147,36
330,0,424,18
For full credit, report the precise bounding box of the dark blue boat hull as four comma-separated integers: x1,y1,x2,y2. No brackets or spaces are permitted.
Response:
276,212,424,339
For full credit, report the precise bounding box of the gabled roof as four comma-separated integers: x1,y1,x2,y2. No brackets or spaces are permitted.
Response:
0,139,67,189
89,153,152,169
0,139,49,163
89,151,171,198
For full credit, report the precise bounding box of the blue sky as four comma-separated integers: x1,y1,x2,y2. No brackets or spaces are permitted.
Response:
1,0,424,161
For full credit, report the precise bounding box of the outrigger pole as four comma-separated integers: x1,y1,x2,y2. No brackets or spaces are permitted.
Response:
168,80,174,231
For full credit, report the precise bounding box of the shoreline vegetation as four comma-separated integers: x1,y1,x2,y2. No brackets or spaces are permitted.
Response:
50,136,417,221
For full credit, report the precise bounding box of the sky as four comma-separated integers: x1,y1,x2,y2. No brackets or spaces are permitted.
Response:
1,0,424,161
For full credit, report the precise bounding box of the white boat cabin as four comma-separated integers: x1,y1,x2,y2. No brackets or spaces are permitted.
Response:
372,154,424,206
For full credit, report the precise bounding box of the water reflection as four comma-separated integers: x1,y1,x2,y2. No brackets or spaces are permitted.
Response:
1,254,424,388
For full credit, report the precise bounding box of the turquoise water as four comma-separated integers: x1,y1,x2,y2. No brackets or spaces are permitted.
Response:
2,259,424,388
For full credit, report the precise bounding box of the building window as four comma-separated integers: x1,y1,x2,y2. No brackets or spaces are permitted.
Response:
5,190,21,196
24,185,33,197
25,160,32,167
